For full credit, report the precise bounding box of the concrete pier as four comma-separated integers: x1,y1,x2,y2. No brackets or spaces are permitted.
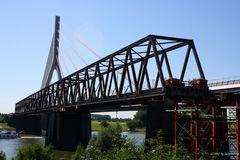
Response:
45,108,91,150
145,100,174,145
15,115,42,135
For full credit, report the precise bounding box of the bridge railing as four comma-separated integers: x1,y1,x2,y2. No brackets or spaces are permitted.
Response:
208,79,240,87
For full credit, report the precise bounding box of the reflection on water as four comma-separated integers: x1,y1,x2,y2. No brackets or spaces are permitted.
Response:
0,132,145,160
122,132,145,146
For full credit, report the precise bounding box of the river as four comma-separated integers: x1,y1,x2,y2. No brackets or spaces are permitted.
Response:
0,132,145,160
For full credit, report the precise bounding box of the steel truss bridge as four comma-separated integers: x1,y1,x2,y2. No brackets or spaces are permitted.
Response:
14,17,240,160
16,34,208,113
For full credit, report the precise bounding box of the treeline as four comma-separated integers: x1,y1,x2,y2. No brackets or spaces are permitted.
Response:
0,113,12,123
91,114,131,122
91,114,111,121
91,111,147,131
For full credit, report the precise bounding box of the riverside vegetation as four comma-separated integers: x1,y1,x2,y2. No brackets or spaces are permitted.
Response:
71,124,193,160
0,124,193,160
0,111,193,159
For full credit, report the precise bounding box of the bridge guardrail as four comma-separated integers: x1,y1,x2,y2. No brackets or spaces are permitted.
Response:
208,79,240,87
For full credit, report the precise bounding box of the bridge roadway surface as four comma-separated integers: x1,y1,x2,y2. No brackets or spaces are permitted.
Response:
209,79,240,94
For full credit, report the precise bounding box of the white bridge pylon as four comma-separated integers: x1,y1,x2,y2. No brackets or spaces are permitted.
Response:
41,16,62,89
41,16,102,89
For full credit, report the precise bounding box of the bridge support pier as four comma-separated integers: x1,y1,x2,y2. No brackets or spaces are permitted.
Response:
45,109,91,150
145,100,174,145
15,115,42,135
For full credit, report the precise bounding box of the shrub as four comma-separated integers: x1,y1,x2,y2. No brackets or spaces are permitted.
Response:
0,151,6,160
145,130,193,160
72,124,126,160
12,144,54,160
100,120,109,128
134,111,147,127
127,119,143,131
72,146,86,160
72,128,193,160
0,115,5,123
89,123,125,152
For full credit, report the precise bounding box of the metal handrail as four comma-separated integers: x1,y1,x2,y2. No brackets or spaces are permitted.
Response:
208,79,240,87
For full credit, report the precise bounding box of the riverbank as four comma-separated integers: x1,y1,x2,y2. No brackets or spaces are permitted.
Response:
91,120,145,132
0,123,15,130
0,121,145,132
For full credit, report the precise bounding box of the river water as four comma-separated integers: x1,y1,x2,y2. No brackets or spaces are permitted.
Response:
0,132,145,160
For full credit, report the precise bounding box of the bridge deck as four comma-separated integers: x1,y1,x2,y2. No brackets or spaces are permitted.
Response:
209,79,240,94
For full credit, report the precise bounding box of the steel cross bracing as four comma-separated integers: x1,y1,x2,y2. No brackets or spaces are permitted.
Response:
15,35,208,113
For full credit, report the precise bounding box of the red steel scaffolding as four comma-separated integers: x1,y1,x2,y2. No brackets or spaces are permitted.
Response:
173,98,240,160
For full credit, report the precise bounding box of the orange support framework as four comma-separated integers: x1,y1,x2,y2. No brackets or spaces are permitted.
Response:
174,101,224,159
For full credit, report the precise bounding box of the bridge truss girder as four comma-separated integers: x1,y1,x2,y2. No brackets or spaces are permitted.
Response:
16,35,207,113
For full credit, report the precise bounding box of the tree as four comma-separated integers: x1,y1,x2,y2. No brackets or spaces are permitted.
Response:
100,120,109,128
12,145,54,160
0,151,6,160
127,119,142,131
88,124,125,152
134,111,147,127
0,114,5,123
72,129,193,160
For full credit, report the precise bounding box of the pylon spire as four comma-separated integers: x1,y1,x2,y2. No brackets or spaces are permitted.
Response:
41,16,63,89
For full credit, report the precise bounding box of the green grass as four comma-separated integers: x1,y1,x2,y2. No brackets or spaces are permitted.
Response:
0,123,15,130
91,121,102,131
91,120,145,132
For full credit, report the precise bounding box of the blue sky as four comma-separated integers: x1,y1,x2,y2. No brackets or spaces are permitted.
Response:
0,1,240,118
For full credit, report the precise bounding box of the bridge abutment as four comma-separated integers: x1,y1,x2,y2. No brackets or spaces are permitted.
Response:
145,100,174,145
45,109,91,150
15,115,42,135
